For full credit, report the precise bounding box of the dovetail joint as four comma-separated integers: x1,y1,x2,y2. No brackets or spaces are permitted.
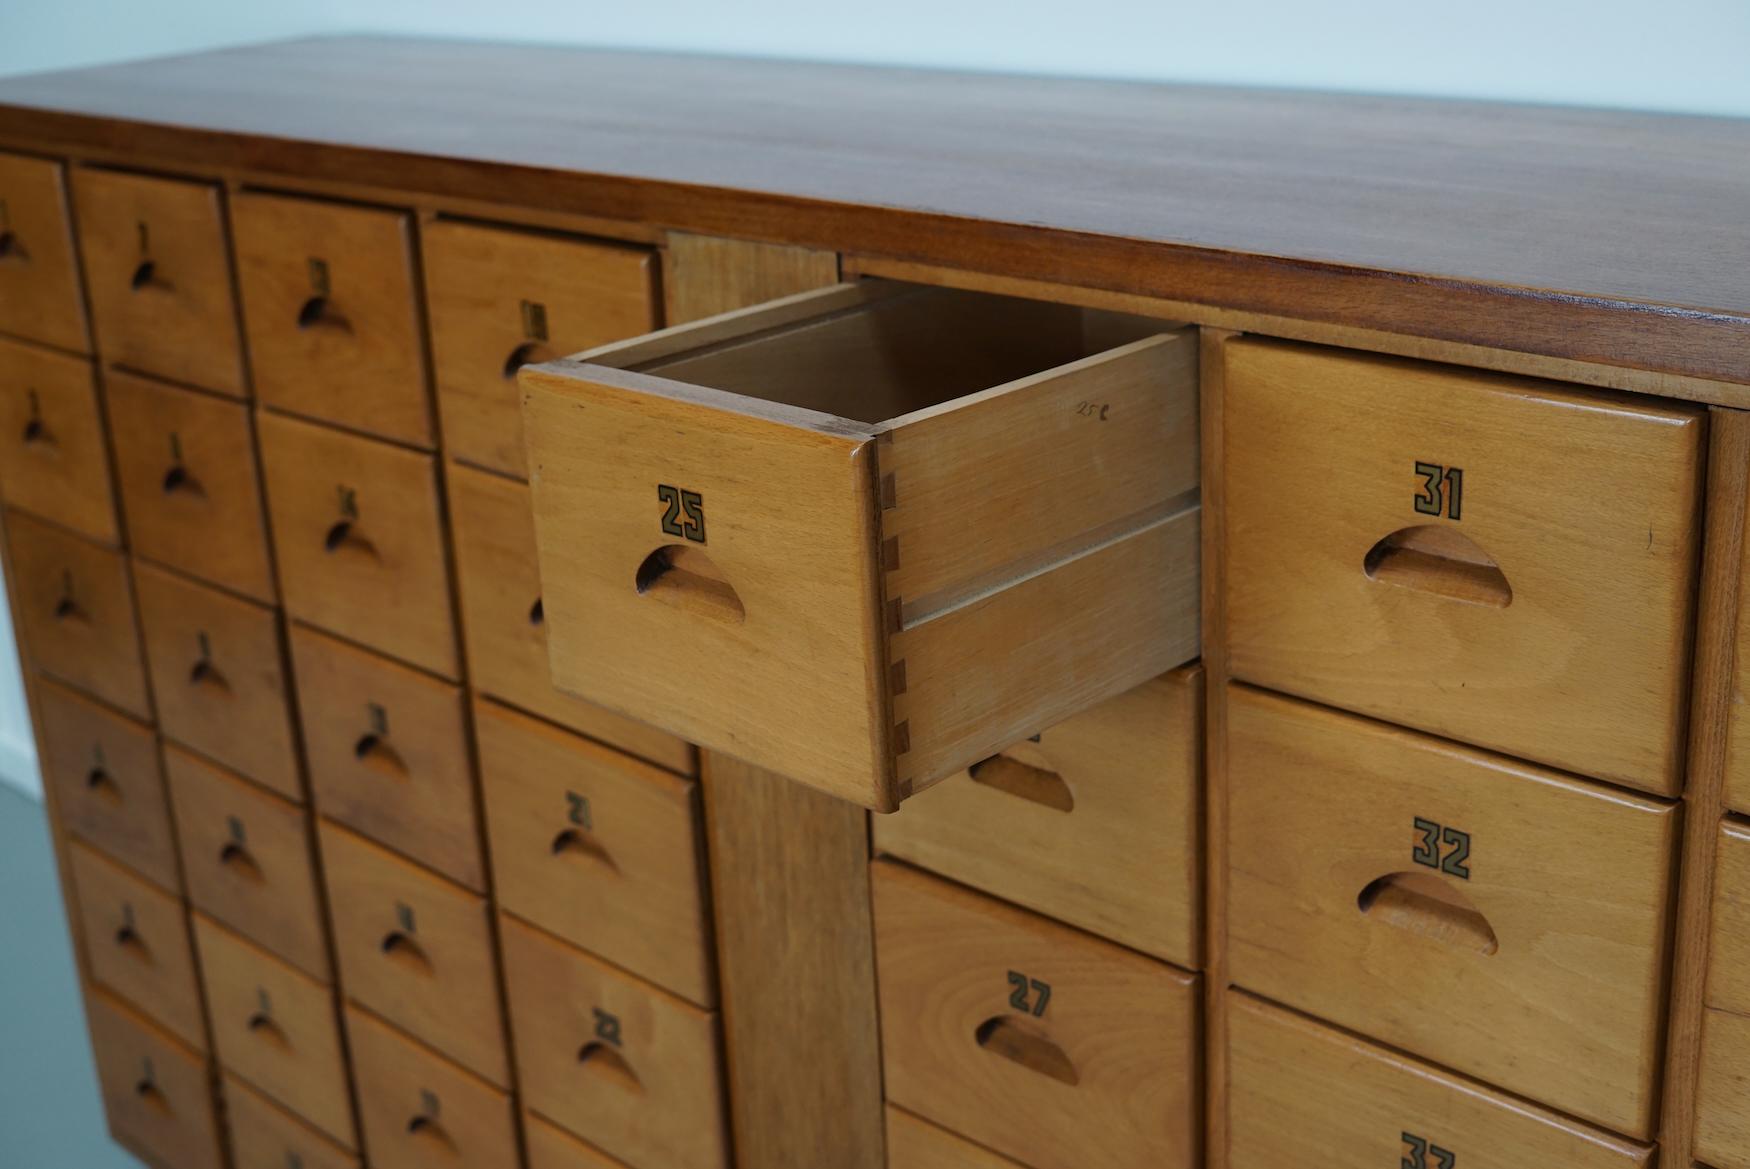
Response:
892,720,911,756
880,472,897,510
881,535,901,571
889,658,907,696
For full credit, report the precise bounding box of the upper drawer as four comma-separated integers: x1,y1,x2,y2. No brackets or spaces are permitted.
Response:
0,337,114,541
134,561,300,799
226,1074,361,1169
424,218,658,478
1228,991,1652,1169
873,859,1200,1169
105,370,276,602
448,462,695,775
1698,820,1750,1169
37,678,176,890
86,989,223,1169
72,169,245,395
524,283,1200,809
1226,685,1675,1137
1223,338,1702,795
0,153,88,351
234,193,430,446
258,412,458,678
7,510,150,718
876,665,1201,967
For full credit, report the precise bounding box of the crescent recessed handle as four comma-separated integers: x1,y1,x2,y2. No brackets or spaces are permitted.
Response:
550,828,620,874
502,340,548,379
635,545,744,622
0,230,25,263
577,1042,643,1093
323,520,380,560
974,1016,1079,1086
527,597,544,627
188,657,232,694
20,416,53,447
1357,870,1499,955
218,841,264,883
113,921,151,962
380,930,434,975
1364,525,1511,607
296,295,354,334
133,1076,171,1115
967,755,1074,812
129,259,159,291
406,1113,458,1153
246,1012,291,1048
86,765,123,804
53,594,89,624
161,464,206,497
353,733,410,780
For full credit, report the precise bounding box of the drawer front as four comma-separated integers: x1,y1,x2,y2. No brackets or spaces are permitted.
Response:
258,412,458,677
448,463,695,774
319,823,507,1085
525,1112,626,1169
345,1005,517,1169
135,561,300,798
872,858,1199,1169
167,745,327,978
875,665,1201,966
886,1105,1027,1169
0,337,114,541
1698,820,1750,1169
1226,685,1675,1136
37,678,176,889
8,509,149,717
423,218,657,477
86,989,223,1169
1228,992,1651,1169
501,915,729,1169
194,914,354,1145
292,626,482,890
1223,338,1702,795
105,370,276,601
72,169,244,395
234,193,430,446
70,841,205,1047
0,152,88,352
478,698,711,1004
226,1074,361,1169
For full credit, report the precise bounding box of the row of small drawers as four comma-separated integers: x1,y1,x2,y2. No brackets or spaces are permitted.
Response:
0,152,656,471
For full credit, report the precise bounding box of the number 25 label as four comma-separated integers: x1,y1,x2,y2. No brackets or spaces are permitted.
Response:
657,484,706,543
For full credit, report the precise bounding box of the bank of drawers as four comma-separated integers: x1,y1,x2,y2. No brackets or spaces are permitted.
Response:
1697,820,1750,1168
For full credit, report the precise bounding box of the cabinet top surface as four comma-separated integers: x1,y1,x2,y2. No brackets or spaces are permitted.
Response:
2,35,1747,381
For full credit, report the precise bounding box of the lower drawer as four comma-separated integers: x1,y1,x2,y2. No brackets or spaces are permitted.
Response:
1228,992,1652,1168
525,1112,630,1169
1697,818,1750,1169
873,859,1199,1169
886,1105,1026,1169
86,988,224,1169
69,841,205,1048
345,1005,518,1169
226,1074,361,1169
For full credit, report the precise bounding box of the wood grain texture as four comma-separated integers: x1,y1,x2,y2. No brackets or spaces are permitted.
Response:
873,858,1200,1169
875,666,1202,966
1226,685,1677,1137
70,167,245,396
1228,992,1652,1169
884,1105,1027,1169
233,191,431,446
0,337,115,542
1697,820,1750,1169
524,1112,632,1169
499,915,729,1169
167,744,328,978
104,369,276,601
225,1073,362,1169
1224,337,1704,795
0,150,89,353
192,913,355,1145
85,988,224,1169
4,38,1750,383
133,560,300,798
664,233,840,329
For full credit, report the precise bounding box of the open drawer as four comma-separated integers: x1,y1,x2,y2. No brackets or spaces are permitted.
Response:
521,282,1200,810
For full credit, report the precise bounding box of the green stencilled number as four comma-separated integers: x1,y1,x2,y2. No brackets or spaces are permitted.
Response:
1005,970,1051,1017
1412,817,1440,868
1413,461,1464,520
307,257,331,297
1411,818,1471,880
565,790,592,830
593,1007,623,1048
1402,1132,1456,1167
658,484,706,543
520,298,550,343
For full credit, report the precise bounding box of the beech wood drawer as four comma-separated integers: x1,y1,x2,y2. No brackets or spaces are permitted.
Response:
72,168,244,395
8,509,149,717
1226,684,1675,1137
525,1112,628,1169
345,1005,518,1169
886,1105,1026,1169
501,915,729,1169
292,625,483,890
319,822,508,1086
1223,337,1702,796
876,664,1201,966
1228,991,1652,1169
0,337,114,541
38,677,176,889
194,913,354,1145
135,561,300,798
872,858,1199,1169
448,462,695,775
168,744,327,977
87,988,223,1169
70,841,205,1048
226,1074,361,1169
1697,819,1750,1169
523,282,1200,809
234,192,430,446
258,412,457,677
105,370,276,601
424,218,658,478
0,152,88,352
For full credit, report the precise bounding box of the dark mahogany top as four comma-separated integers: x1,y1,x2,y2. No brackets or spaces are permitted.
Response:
1,35,1746,381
